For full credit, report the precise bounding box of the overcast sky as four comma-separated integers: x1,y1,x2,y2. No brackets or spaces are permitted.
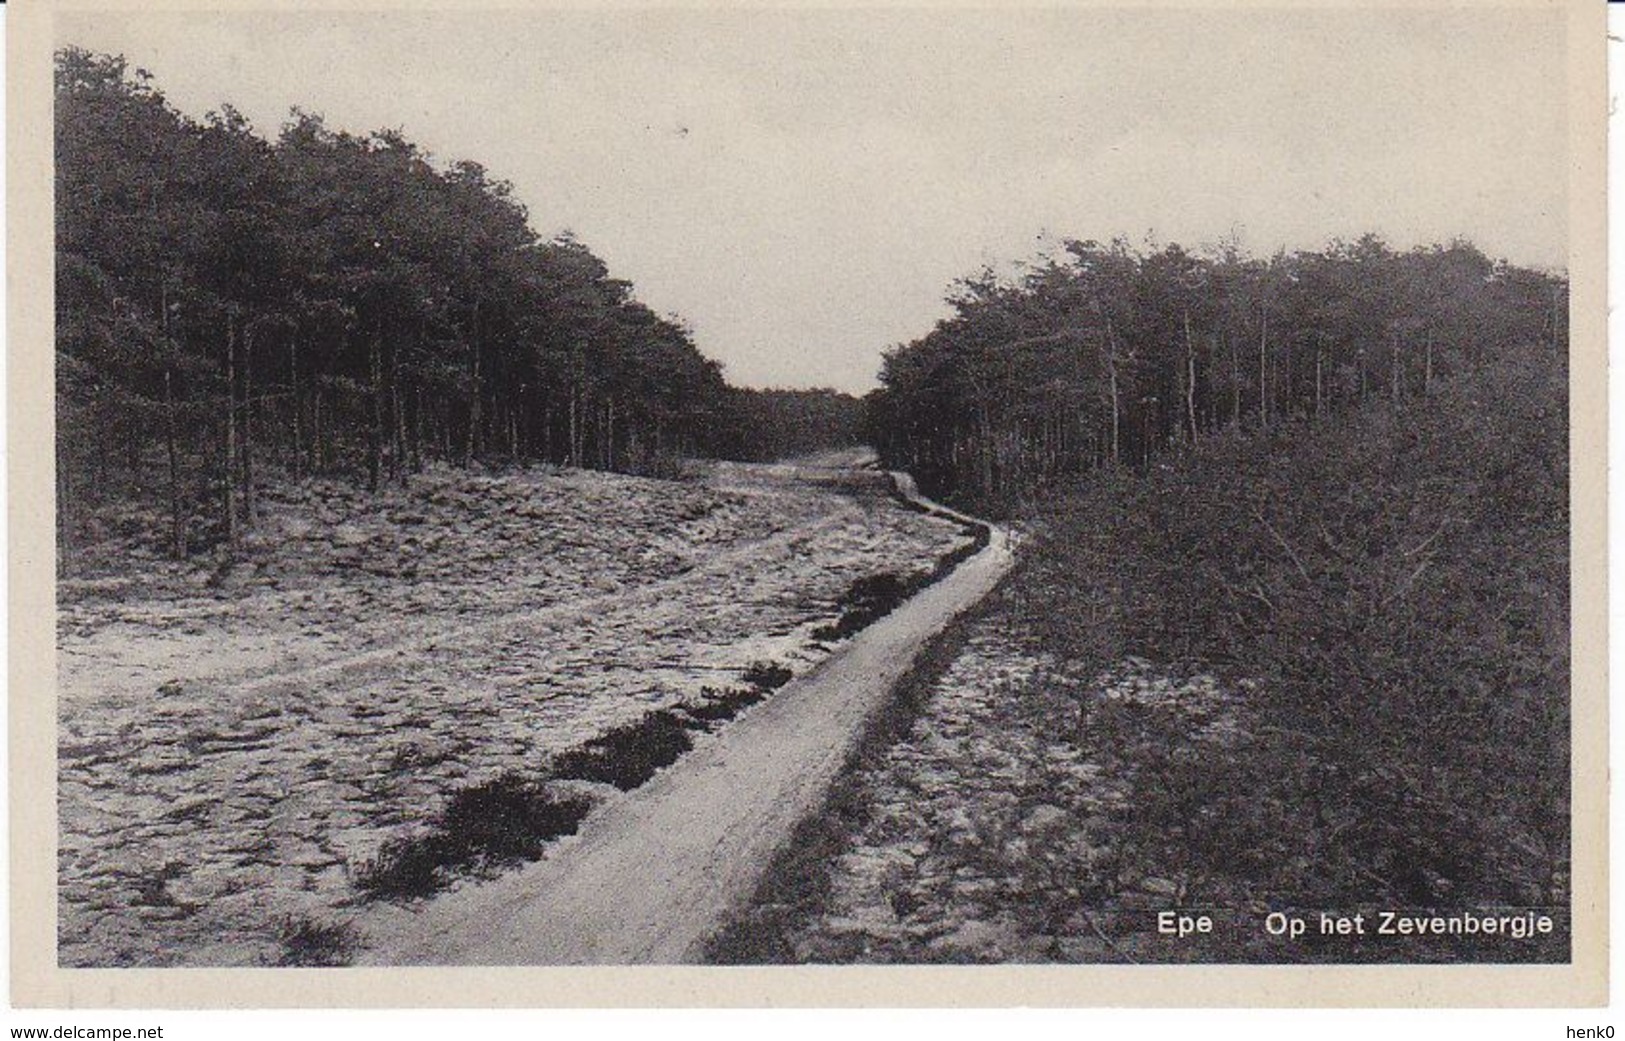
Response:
60,9,1568,393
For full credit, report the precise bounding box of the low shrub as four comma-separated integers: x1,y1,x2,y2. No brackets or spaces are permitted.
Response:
548,711,694,790
813,572,915,641
741,660,794,691
679,685,767,728
355,773,592,901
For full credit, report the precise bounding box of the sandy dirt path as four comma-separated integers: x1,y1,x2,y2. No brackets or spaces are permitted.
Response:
364,475,1012,965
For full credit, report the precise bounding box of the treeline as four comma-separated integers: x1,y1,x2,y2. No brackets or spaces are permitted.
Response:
868,234,1567,508
895,231,1572,937
57,47,752,559
730,388,865,462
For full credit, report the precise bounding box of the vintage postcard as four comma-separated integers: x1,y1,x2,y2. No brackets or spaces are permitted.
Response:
8,0,1607,1007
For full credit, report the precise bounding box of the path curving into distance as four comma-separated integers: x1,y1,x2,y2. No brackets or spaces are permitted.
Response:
362,460,1014,965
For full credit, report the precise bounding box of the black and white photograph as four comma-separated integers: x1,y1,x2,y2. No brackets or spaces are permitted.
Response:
13,0,1605,1006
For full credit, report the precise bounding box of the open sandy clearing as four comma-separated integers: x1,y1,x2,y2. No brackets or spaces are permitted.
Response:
56,452,970,966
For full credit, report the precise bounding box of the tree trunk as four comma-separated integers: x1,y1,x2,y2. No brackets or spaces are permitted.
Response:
164,368,186,560
312,386,324,473
1284,343,1294,419
1424,328,1434,393
1104,316,1121,466
568,379,580,468
289,328,303,480
95,409,110,489
125,416,142,475
568,359,585,468
1390,332,1401,404
411,383,424,472
223,317,239,548
241,323,256,527
976,403,993,499
1314,349,1325,417
391,336,407,486
159,287,187,560
58,443,73,556
1182,308,1198,443
466,302,483,464
1258,305,1270,429
1228,331,1241,428
368,315,383,492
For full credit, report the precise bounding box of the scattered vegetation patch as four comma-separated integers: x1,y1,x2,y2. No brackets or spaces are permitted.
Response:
548,710,695,791
274,915,359,967
354,773,592,902
813,572,915,641
678,685,768,729
740,660,794,691
128,861,191,909
356,667,801,904
671,660,794,732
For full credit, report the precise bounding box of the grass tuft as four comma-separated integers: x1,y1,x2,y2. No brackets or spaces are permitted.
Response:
274,915,359,967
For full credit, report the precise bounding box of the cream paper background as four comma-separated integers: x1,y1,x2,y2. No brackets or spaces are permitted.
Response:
8,0,1607,1008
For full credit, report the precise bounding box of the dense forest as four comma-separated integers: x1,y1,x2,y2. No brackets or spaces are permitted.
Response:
729,388,865,463
867,236,1571,948
867,234,1566,510
55,47,819,560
